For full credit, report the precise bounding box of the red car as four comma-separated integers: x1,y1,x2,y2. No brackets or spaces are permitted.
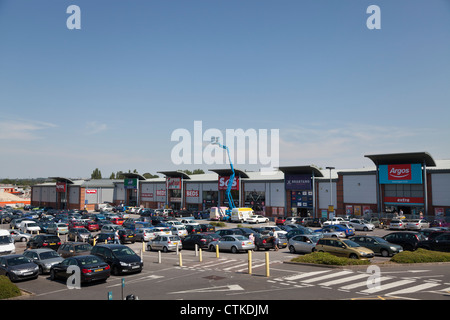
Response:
85,221,100,232
275,217,286,225
69,221,85,229
111,218,125,226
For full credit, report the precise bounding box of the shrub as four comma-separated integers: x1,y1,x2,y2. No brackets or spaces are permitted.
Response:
210,221,226,228
0,275,22,300
290,252,371,266
390,248,450,264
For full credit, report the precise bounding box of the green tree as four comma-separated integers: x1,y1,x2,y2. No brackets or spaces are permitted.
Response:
91,168,102,179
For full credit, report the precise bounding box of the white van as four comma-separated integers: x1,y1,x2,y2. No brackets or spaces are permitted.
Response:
230,208,253,223
0,230,16,255
19,220,41,234
209,207,228,221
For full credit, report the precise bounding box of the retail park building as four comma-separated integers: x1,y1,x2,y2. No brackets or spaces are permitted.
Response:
31,152,450,219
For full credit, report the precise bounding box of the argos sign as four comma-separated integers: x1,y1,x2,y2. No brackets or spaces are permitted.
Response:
379,164,422,184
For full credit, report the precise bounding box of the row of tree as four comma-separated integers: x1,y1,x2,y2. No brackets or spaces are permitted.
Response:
90,168,205,180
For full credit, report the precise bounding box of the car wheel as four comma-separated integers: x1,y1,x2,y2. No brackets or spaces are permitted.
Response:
38,266,44,275
112,266,121,276
349,253,358,259
380,249,389,257
289,245,296,254
162,246,168,253
363,227,368,231
209,245,215,252
20,237,27,242
231,246,238,254
50,269,56,281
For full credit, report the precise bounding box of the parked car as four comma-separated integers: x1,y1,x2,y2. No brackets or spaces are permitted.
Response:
208,235,255,253
135,228,154,242
68,228,93,242
181,234,216,250
199,224,216,233
275,217,286,225
111,217,125,226
50,255,110,284
322,217,345,226
93,232,115,244
419,231,450,252
22,248,64,274
389,219,407,230
118,229,136,244
185,224,202,235
90,244,143,275
288,234,321,254
314,238,374,259
85,221,100,232
18,220,41,234
405,219,431,230
0,254,39,282
147,235,182,252
345,219,375,231
286,227,315,239
170,225,188,238
57,242,93,258
315,225,353,238
349,235,403,257
26,235,62,250
246,215,269,224
383,231,427,251
101,224,123,233
47,223,69,235
8,229,32,243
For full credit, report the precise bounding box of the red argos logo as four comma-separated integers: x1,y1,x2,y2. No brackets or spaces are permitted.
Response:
388,164,412,180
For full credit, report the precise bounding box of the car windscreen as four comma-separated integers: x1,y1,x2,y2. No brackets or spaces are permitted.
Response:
0,235,13,244
78,256,104,265
39,251,60,260
75,244,93,252
342,240,361,248
112,247,136,257
7,256,32,266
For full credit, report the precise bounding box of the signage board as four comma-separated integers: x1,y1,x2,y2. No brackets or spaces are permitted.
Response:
124,178,138,189
379,164,422,184
167,177,181,190
218,176,239,190
56,182,66,193
285,174,312,190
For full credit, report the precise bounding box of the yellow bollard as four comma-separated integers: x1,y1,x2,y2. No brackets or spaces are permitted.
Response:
199,248,202,262
142,241,145,252
93,237,96,246
248,250,252,275
265,251,270,277
179,251,183,267
215,244,220,258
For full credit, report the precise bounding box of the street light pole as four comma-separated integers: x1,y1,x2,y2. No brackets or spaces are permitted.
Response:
326,166,335,215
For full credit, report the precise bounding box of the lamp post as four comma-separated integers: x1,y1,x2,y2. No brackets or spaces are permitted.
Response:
326,166,335,216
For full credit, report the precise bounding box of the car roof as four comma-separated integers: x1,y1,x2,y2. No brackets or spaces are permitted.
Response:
24,248,55,253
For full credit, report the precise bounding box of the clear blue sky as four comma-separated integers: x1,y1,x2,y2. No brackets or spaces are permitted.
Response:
1,0,449,178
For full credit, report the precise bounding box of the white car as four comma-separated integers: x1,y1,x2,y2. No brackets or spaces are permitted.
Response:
406,219,430,230
246,215,269,224
346,219,375,231
322,217,345,226
170,225,188,238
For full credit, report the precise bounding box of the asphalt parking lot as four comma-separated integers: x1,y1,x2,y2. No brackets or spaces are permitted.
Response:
2,217,450,303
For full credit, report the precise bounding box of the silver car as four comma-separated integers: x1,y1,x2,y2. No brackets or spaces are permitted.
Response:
389,219,407,230
208,235,255,253
346,219,375,231
8,229,32,243
22,248,64,274
406,219,430,230
147,235,182,252
288,234,322,254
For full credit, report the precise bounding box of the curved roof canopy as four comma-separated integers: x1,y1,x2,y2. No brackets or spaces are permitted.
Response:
277,165,324,177
157,171,191,180
365,152,436,167
121,173,147,181
48,177,75,184
209,169,250,178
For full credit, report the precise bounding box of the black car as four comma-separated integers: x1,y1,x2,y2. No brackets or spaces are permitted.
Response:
50,255,110,284
383,231,427,251
185,224,202,235
420,232,450,252
118,229,136,244
90,244,143,275
182,233,216,250
0,254,39,282
199,224,216,233
26,235,62,250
